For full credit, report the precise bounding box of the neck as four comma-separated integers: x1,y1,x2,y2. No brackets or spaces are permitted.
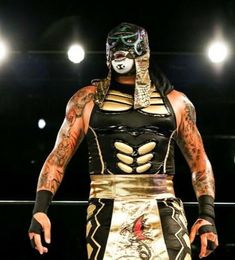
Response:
114,75,135,85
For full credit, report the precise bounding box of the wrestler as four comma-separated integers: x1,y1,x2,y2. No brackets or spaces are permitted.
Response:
28,22,218,259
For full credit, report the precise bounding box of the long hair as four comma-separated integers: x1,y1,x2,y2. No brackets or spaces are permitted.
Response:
149,59,173,95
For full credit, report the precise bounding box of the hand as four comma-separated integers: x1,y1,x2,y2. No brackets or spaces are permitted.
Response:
190,218,218,258
28,212,51,255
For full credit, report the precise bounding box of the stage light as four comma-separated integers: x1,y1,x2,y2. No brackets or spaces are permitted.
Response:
67,44,85,63
38,118,46,129
0,40,8,62
207,41,229,63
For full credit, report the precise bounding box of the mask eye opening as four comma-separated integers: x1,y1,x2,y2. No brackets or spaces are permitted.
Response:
121,32,139,46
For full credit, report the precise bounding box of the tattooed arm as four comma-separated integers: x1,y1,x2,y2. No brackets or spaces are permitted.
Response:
37,86,95,193
169,90,218,258
28,85,96,254
176,94,215,199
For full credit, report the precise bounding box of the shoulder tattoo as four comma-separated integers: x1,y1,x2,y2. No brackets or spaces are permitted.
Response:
67,89,95,121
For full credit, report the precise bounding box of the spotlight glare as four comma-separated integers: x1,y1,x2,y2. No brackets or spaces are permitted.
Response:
0,41,8,61
38,118,46,129
67,44,85,63
207,41,229,63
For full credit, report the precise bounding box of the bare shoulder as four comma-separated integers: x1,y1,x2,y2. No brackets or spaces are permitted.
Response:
168,89,195,111
70,85,96,101
167,89,196,128
67,85,96,108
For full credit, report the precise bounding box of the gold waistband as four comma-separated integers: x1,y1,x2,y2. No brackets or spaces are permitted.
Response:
89,174,175,199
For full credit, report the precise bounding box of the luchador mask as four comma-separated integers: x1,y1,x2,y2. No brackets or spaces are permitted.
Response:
94,22,153,109
106,22,150,69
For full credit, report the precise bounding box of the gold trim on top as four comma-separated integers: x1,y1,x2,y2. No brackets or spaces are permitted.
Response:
89,127,105,174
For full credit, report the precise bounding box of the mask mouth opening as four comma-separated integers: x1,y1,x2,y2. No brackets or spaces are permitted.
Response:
113,51,128,61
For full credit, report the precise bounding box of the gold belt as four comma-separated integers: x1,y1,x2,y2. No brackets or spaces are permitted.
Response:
89,174,175,199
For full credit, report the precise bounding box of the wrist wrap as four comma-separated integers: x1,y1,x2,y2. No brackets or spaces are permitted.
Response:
32,190,53,214
198,195,217,237
198,195,215,224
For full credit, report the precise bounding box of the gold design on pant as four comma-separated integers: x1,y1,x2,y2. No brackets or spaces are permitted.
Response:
86,199,105,259
103,199,169,259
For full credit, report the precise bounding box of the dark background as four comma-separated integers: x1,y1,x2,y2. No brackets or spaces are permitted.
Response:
0,0,235,259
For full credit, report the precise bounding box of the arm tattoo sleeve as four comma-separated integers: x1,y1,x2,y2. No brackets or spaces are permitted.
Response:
177,96,215,198
37,89,94,193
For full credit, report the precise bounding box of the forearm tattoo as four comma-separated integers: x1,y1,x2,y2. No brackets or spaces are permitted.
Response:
178,97,215,198
192,166,215,198
37,89,94,193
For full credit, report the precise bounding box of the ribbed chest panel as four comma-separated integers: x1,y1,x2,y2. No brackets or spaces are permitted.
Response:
87,87,177,175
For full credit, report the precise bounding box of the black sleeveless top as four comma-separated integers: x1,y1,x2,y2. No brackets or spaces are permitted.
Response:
86,82,177,175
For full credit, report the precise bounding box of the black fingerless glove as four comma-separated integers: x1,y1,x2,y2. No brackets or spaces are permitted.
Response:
28,190,53,248
28,190,53,232
28,217,43,234
198,195,217,235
